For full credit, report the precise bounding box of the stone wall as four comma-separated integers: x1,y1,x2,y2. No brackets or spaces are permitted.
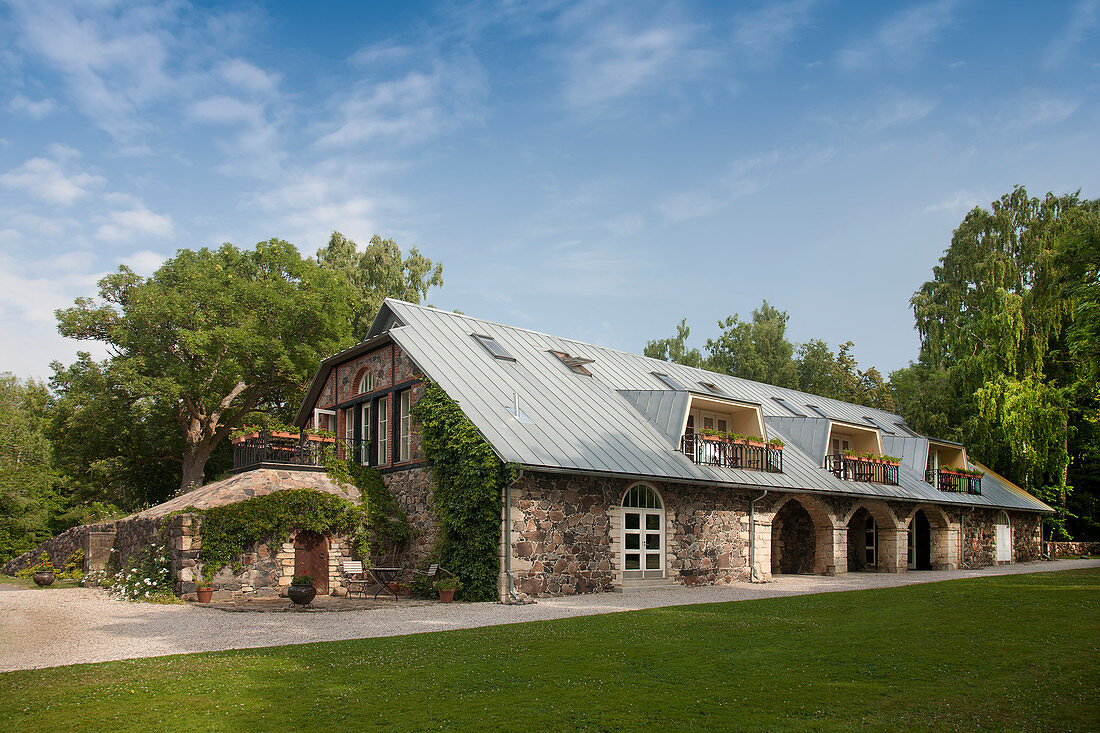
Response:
2,516,159,578
666,483,751,586
1010,512,1042,562
960,510,996,567
772,501,816,575
383,466,438,568
1051,541,1100,557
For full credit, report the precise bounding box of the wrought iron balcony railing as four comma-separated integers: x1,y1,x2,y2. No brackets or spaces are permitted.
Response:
680,433,783,473
926,468,982,495
825,453,899,486
231,431,361,470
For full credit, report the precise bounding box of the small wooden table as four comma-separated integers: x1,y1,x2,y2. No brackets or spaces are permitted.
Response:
368,566,403,600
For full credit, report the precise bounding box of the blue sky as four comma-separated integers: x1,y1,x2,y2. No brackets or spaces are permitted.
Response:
1,0,1097,381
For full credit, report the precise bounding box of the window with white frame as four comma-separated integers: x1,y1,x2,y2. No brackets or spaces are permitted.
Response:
361,402,371,464
343,407,355,460
399,389,412,462
359,371,374,394
377,393,390,465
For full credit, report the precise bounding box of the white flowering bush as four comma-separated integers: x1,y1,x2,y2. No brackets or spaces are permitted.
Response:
104,538,179,603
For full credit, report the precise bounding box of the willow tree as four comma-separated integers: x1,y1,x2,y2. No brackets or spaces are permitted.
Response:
904,187,1100,531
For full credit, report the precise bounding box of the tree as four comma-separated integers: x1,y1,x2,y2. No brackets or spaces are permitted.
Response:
57,241,353,492
706,300,798,388
795,339,839,398
316,232,443,339
903,187,1100,534
644,318,704,368
0,374,63,562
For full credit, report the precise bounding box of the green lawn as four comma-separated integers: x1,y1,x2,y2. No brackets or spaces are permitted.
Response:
2,570,1097,732
0,575,82,590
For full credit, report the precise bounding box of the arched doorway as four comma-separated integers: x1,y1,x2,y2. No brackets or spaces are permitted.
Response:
995,511,1011,562
293,530,329,593
847,508,878,571
772,499,817,575
908,511,932,570
622,483,665,579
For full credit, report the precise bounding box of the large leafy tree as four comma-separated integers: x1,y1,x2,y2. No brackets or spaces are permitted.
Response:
316,232,443,339
0,374,64,562
57,240,353,493
705,300,799,388
643,318,704,368
899,187,1100,535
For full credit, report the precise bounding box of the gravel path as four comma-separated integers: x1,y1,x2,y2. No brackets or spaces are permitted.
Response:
2,558,1096,673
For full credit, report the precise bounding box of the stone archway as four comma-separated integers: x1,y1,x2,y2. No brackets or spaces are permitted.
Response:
772,500,817,575
293,530,329,593
904,505,956,571
847,507,877,571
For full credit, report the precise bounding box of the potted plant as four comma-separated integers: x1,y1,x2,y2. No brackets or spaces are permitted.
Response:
289,575,317,606
33,560,56,587
767,437,785,449
434,576,461,603
195,570,214,603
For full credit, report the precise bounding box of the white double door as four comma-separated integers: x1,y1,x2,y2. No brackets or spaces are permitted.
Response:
995,516,1011,562
623,507,664,579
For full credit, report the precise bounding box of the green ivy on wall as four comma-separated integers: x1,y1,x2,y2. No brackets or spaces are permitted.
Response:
412,382,513,601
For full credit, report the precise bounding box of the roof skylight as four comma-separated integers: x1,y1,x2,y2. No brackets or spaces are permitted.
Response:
893,421,919,438
804,404,828,418
471,333,515,361
652,372,686,390
698,381,724,395
864,417,895,435
550,350,594,376
771,397,804,416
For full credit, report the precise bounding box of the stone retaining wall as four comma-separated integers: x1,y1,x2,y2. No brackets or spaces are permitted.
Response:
1051,540,1100,557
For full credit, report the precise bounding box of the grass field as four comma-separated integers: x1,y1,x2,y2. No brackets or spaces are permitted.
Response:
0,575,82,590
1,569,1097,732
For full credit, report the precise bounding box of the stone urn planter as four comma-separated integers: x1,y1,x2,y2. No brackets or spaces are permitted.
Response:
33,569,56,587
289,576,317,606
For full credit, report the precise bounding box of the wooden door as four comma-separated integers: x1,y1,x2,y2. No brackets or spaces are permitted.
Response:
293,531,329,594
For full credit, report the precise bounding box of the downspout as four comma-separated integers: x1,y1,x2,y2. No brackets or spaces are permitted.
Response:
503,468,524,603
961,507,974,568
749,490,769,583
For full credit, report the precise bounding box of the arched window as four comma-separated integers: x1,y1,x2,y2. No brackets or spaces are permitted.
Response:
621,483,664,579
995,511,1011,562
358,371,374,394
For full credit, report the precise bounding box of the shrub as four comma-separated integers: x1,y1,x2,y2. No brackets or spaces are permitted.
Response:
104,536,178,603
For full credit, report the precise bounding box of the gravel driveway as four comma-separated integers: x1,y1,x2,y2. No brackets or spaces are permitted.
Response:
2,558,1096,672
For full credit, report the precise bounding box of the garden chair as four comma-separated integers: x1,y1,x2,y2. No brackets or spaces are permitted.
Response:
342,560,369,598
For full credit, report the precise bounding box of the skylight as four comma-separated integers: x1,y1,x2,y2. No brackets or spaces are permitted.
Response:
698,381,724,395
864,417,895,435
652,372,686,390
550,350,594,376
805,404,828,418
771,397,804,416
471,333,515,361
894,422,919,438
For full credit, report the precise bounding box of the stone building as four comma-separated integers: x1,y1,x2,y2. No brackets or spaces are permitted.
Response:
293,299,1052,600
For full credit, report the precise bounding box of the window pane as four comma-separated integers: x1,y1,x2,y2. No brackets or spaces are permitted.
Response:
625,513,639,530
645,534,660,550
645,554,660,569
625,534,639,550
646,514,660,531
625,554,640,570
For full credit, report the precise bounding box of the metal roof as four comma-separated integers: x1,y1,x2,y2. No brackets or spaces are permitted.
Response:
361,299,1053,514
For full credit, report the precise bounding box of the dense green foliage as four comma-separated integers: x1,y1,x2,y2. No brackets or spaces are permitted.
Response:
895,188,1100,537
103,535,178,603
645,301,896,410
412,382,513,601
322,457,410,558
192,489,369,580
0,569,1096,731
0,374,65,563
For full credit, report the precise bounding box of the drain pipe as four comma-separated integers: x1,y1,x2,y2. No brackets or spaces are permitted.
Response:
502,468,524,603
749,490,769,582
961,507,974,568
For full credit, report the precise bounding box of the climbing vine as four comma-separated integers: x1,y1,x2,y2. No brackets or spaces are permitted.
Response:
323,455,411,557
412,382,514,601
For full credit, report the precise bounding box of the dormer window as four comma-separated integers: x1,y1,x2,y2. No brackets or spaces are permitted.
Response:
359,372,375,394
678,394,781,473
551,350,594,376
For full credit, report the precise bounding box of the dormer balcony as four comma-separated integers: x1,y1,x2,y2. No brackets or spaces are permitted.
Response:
230,430,336,472
926,467,982,495
681,433,784,473
825,453,899,486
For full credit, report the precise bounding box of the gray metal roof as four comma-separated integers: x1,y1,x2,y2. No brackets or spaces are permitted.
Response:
374,299,1052,514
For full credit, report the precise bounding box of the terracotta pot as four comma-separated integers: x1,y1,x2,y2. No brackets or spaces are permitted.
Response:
230,432,261,444
288,584,317,606
33,570,55,587
196,586,214,602
438,588,455,603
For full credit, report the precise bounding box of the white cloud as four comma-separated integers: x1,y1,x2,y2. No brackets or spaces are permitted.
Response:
559,5,715,111
863,95,938,132
0,156,104,205
923,190,986,214
734,0,819,66
317,53,488,148
8,94,59,119
95,204,174,242
840,0,959,69
220,59,281,94
1044,0,1099,69
1013,93,1080,129
658,193,725,221
120,249,168,275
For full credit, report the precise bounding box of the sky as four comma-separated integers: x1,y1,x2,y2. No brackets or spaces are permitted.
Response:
1,0,1097,382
